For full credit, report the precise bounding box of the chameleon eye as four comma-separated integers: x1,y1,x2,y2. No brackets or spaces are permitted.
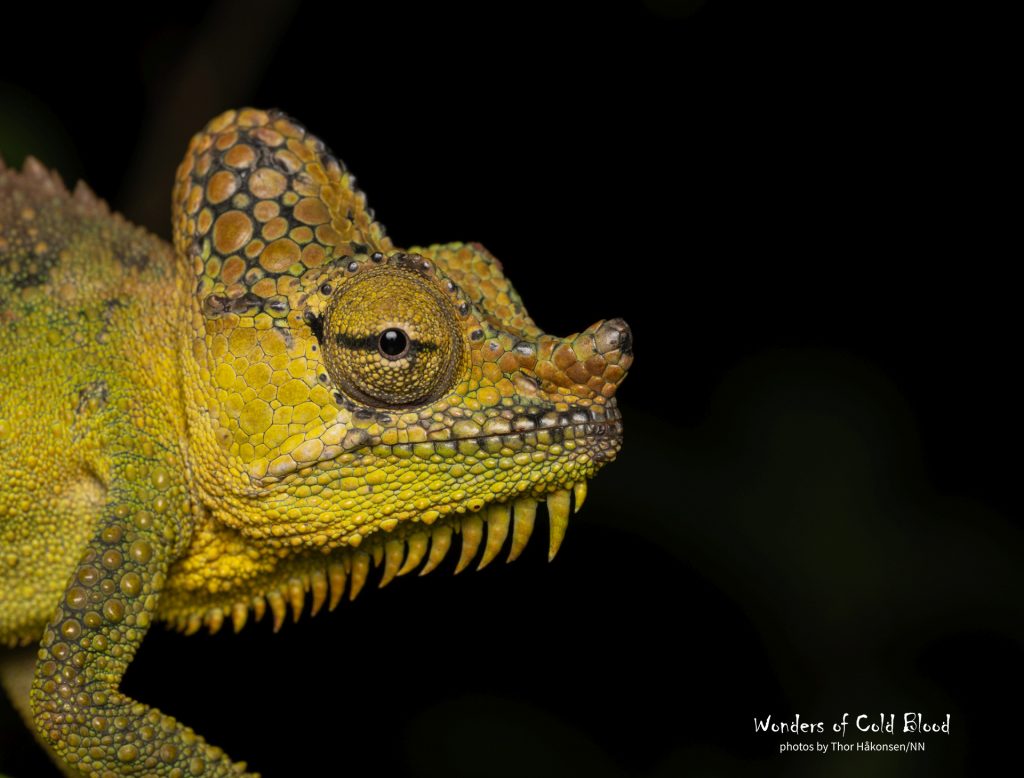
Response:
322,270,464,408
378,328,410,359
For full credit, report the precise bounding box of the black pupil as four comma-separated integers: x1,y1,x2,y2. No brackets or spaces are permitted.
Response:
379,328,408,357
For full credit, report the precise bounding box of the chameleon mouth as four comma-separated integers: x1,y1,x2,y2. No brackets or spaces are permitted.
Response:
172,411,622,635
252,401,621,486
171,485,589,635
449,401,624,462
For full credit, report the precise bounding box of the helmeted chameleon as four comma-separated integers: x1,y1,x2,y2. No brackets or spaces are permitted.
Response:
0,108,632,776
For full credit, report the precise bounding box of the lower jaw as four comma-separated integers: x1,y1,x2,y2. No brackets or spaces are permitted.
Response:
160,476,594,636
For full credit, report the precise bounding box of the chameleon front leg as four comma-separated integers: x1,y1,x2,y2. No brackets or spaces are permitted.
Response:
29,464,255,777
0,647,74,775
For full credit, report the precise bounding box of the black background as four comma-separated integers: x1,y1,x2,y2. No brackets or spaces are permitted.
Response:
1,1,1019,776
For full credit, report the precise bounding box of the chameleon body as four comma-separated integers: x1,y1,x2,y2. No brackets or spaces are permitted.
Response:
0,108,632,776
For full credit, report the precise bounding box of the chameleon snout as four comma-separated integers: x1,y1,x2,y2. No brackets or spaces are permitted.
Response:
594,317,633,364
533,316,633,400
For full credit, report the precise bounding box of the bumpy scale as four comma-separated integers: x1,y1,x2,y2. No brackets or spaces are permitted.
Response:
0,108,632,777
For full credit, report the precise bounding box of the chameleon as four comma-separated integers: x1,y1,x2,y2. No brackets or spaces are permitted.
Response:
0,107,632,777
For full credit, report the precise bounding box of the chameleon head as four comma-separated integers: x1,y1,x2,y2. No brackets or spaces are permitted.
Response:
172,108,631,592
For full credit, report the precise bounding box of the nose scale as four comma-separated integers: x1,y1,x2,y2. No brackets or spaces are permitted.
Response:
528,317,633,399
595,318,633,360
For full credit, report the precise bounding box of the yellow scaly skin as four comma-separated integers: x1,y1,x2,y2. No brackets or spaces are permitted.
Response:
0,108,632,777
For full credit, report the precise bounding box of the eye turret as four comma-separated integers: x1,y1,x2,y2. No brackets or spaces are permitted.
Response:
321,269,464,408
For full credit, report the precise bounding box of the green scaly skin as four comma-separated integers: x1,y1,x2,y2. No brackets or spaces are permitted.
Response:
0,108,632,777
